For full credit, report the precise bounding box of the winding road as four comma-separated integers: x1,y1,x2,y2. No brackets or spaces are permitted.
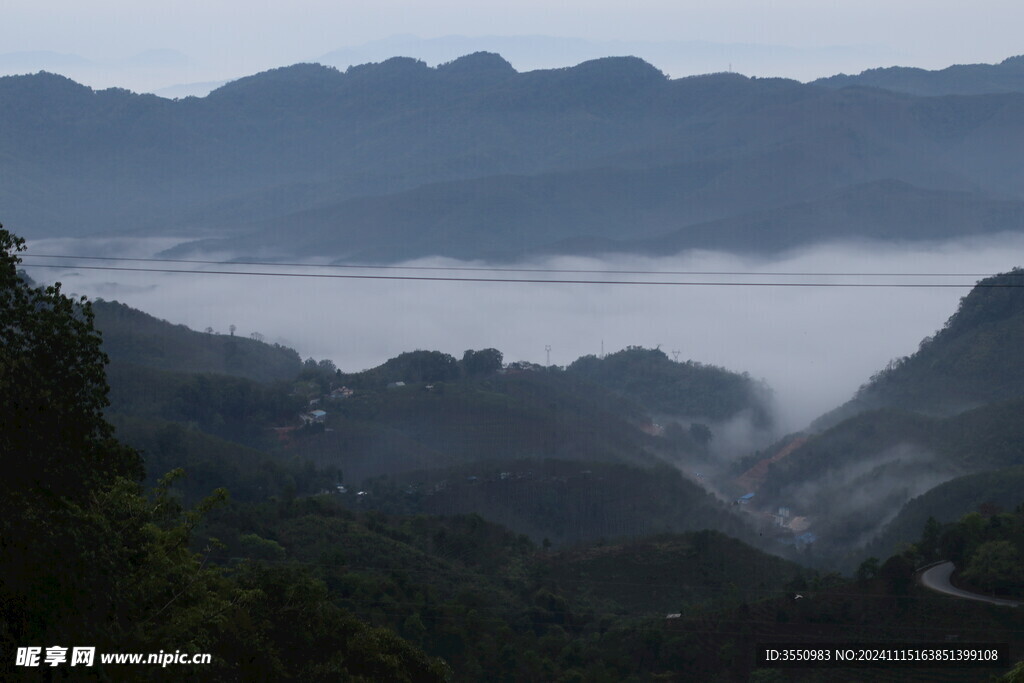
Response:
919,561,1022,607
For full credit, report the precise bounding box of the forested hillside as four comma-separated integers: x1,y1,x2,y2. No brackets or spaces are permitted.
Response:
358,459,756,547
746,271,1024,569
93,299,301,382
752,397,1024,564
864,466,1024,564
567,346,773,426
288,347,769,483
819,268,1024,425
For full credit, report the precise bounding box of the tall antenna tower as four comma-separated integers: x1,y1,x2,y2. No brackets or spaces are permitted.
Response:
545,345,552,366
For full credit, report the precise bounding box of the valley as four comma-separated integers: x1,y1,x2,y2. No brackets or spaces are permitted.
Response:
5,45,1024,680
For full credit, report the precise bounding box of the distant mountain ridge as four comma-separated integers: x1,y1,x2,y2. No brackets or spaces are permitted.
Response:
4,53,1024,261
815,55,1024,96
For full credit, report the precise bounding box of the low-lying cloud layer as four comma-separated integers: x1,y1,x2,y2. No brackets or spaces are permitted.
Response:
22,234,1024,432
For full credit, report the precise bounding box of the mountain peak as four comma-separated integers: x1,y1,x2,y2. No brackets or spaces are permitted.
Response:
567,56,666,84
345,56,430,78
0,70,95,104
436,52,516,77
210,62,341,96
937,268,1024,338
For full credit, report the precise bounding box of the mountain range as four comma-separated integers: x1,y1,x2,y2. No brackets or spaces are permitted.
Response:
8,46,1024,677
3,52,1024,261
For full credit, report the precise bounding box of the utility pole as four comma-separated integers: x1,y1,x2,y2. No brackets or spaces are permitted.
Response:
672,350,681,362
545,345,551,366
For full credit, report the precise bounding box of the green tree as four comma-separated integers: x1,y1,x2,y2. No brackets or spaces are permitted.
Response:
962,540,1024,595
461,348,504,376
855,557,880,582
879,553,915,597
689,423,713,449
389,350,459,383
1001,659,1024,682
238,532,288,561
0,228,141,502
919,516,943,560
0,227,246,669
1,226,147,658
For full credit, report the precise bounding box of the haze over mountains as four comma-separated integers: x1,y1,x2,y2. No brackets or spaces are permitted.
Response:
4,52,1024,262
0,35,904,95
8,34,1024,679
7,48,1024,569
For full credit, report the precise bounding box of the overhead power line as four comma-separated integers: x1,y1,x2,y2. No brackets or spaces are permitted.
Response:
19,261,1024,288
24,252,1024,279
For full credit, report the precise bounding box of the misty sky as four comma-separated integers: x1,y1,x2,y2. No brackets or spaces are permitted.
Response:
22,235,1024,433
4,1,1024,91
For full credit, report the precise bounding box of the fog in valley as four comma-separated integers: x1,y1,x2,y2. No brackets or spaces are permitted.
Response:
10,0,1024,673
23,233,1024,434
785,442,959,548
